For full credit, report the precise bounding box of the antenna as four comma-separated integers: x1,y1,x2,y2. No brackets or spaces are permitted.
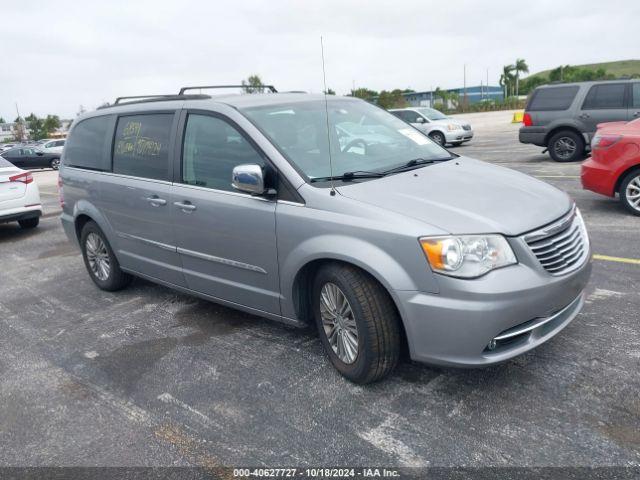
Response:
320,36,336,196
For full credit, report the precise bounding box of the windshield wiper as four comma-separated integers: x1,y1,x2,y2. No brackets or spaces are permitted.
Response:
380,158,434,174
310,171,385,183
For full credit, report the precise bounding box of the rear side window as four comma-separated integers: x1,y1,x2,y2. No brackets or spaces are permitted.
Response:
527,86,579,111
632,83,640,108
582,83,627,110
0,157,13,168
64,116,111,170
113,114,173,181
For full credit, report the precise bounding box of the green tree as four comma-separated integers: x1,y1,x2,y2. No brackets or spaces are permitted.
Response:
324,88,336,95
349,87,378,100
26,113,46,140
514,58,529,97
241,74,265,93
377,89,407,109
0,117,5,123
43,115,61,135
499,64,515,99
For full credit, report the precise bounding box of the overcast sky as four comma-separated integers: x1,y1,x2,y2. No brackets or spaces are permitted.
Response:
2,0,639,120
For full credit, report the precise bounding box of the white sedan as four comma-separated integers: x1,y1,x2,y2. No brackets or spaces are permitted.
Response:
0,157,42,229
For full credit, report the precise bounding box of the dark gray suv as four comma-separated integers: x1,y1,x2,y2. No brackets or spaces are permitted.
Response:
519,79,640,162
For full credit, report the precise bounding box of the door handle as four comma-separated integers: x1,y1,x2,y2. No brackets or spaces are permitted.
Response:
633,111,640,118
579,113,590,119
145,196,166,207
174,201,197,212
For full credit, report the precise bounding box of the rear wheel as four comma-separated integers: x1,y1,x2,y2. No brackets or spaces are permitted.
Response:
429,131,446,146
548,130,584,162
312,263,401,384
620,170,640,216
18,217,39,229
80,221,132,291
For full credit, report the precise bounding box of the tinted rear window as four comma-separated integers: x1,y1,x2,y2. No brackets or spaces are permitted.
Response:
582,83,627,109
64,116,111,170
112,114,173,181
527,86,579,111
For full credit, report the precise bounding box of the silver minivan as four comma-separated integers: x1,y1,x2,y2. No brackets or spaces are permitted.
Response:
60,87,592,383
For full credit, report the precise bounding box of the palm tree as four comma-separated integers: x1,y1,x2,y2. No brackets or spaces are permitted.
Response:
499,64,515,99
514,59,529,98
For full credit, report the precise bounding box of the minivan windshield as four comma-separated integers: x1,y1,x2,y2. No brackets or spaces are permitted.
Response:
241,98,452,182
415,107,448,121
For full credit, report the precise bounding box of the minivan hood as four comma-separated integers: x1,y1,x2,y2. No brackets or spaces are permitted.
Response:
336,157,571,236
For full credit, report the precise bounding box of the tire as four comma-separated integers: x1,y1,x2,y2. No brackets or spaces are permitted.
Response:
620,169,640,216
450,141,463,147
312,263,401,384
429,131,446,146
50,158,60,170
18,217,39,229
80,221,132,291
547,130,584,162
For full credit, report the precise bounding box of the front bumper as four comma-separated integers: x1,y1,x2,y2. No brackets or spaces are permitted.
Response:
445,129,474,143
394,241,592,367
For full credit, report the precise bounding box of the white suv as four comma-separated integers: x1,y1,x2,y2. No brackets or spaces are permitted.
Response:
0,157,42,229
40,139,65,154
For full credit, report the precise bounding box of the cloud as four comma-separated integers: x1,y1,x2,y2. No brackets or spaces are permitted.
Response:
1,0,638,119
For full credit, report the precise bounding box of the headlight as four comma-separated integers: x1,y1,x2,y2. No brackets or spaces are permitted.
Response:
446,123,462,131
419,235,517,278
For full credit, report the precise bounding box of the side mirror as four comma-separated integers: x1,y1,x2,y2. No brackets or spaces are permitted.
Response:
232,164,265,195
415,117,425,123
36,151,44,156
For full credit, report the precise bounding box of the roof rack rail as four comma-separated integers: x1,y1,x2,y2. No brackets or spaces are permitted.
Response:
99,94,211,109
114,95,173,105
178,85,278,95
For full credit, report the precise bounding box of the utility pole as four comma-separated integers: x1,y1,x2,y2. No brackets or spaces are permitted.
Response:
430,85,433,107
487,68,489,100
463,64,467,110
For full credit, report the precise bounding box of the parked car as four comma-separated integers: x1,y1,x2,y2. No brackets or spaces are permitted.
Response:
582,119,640,215
0,147,61,170
60,89,591,383
39,139,65,154
0,157,42,229
389,107,474,146
0,143,20,153
520,79,640,162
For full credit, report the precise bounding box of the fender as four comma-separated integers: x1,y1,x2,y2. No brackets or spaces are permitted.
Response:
279,234,439,320
72,199,122,258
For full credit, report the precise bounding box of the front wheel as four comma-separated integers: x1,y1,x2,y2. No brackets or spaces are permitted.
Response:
548,131,584,162
429,131,446,146
50,158,60,170
620,170,640,216
80,221,132,291
312,263,401,384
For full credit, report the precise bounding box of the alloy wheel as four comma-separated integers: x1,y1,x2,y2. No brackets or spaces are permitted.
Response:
625,175,640,212
85,232,111,281
320,282,359,364
553,136,577,160
431,133,445,145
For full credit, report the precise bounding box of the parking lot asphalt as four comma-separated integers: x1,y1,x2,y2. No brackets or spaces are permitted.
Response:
1,111,639,469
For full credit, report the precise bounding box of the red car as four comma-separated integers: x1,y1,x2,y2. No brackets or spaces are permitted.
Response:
582,119,640,216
